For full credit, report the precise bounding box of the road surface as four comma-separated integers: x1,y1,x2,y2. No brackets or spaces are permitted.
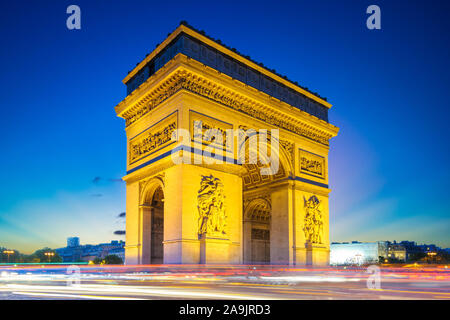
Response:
0,264,448,300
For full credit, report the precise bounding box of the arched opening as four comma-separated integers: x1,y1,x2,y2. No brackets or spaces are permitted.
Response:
140,177,165,265
238,132,293,190
239,132,293,265
243,198,271,264
150,186,164,264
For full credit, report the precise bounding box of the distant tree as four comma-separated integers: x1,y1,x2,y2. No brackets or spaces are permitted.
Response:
0,247,21,263
93,257,103,265
30,248,62,263
387,256,403,264
103,255,123,265
408,252,426,262
92,255,123,265
440,251,450,263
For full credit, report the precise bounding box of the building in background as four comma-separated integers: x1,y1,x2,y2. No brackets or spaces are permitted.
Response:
330,241,388,265
109,246,126,262
396,241,444,261
67,237,80,248
417,244,439,253
386,241,407,262
56,238,125,263
331,240,448,264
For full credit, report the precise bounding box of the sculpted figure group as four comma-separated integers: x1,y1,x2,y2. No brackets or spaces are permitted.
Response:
197,175,227,237
303,195,323,244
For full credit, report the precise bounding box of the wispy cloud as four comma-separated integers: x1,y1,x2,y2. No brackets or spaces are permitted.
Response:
0,183,125,253
92,177,124,184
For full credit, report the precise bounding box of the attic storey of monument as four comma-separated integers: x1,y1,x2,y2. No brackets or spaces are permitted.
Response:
114,23,339,266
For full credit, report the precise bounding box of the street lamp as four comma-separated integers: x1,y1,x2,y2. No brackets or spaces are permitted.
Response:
427,251,437,263
3,250,14,263
44,252,55,263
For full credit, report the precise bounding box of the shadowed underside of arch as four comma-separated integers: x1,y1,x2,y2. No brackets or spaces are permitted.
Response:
240,135,292,190
244,197,271,223
139,177,165,264
243,197,272,264
242,162,285,190
141,176,164,206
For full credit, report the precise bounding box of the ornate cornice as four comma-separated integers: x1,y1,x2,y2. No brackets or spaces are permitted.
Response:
116,57,338,146
120,69,186,127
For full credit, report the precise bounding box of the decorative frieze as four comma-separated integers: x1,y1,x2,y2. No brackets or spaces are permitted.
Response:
190,110,233,149
123,74,186,127
122,70,332,146
128,113,178,164
182,77,330,145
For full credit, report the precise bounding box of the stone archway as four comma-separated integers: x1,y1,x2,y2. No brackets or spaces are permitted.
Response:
240,132,293,264
239,132,294,190
243,197,271,264
150,186,164,264
140,177,165,264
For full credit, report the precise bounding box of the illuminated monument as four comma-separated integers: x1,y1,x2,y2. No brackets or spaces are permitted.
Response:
114,23,339,266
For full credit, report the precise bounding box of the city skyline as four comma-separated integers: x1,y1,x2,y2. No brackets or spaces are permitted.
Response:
0,0,449,253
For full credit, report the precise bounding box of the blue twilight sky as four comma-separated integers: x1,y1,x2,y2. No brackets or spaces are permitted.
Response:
0,0,449,253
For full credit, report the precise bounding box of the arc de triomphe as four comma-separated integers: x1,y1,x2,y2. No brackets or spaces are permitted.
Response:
114,23,339,266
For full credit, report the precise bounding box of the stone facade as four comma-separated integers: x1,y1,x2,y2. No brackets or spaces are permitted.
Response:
115,24,339,266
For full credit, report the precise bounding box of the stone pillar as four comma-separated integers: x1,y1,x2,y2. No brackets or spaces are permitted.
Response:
306,243,329,266
270,183,295,265
199,237,231,264
124,181,140,265
163,164,193,263
293,187,330,266
140,205,152,264
163,163,243,264
242,220,252,264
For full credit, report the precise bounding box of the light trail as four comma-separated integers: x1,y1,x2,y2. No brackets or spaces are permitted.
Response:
0,264,448,300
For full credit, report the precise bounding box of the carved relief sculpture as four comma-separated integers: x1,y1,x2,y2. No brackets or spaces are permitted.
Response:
197,175,227,237
279,139,294,168
128,115,177,163
191,111,232,149
301,157,322,176
299,149,325,179
122,72,333,146
303,195,323,244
